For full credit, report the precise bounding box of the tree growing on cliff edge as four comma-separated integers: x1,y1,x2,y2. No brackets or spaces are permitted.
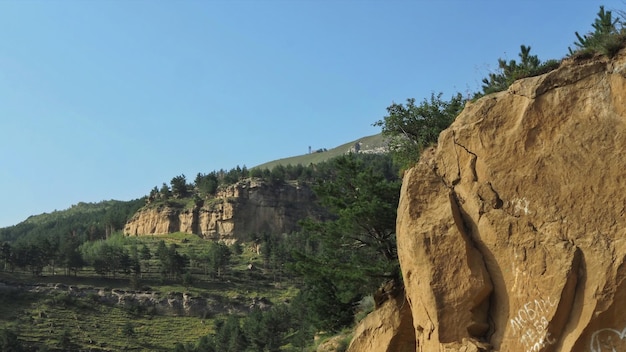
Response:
375,92,465,169
171,174,190,198
569,5,626,58
194,172,219,197
479,45,560,96
160,183,172,200
474,45,560,99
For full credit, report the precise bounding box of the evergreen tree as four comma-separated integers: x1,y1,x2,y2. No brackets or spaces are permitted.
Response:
59,233,84,276
375,92,464,169
293,153,401,331
293,279,355,332
170,174,190,198
203,242,231,279
194,172,219,197
148,186,159,202
213,316,247,352
195,336,217,352
12,238,50,276
242,305,292,352
0,242,12,271
569,6,625,57
155,241,187,280
160,183,172,199
480,45,559,96
140,244,152,260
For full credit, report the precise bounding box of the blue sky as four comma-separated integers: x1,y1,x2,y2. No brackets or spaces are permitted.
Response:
0,0,620,227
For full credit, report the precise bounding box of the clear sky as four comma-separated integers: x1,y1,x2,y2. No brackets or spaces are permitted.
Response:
0,0,621,227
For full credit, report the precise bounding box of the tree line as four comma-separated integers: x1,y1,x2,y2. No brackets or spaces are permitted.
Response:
0,232,234,285
0,199,145,243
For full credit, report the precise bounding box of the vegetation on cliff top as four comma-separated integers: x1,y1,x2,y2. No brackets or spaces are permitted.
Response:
569,6,626,58
376,6,626,170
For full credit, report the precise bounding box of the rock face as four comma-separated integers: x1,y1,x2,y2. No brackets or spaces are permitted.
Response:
348,292,416,352
124,179,321,241
356,51,626,351
1,281,271,317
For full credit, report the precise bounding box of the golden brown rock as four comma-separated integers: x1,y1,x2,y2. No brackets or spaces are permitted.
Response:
392,50,626,351
348,292,416,352
124,179,321,241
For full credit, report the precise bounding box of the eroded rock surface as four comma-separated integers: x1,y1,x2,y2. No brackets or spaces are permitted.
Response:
347,292,416,352
1,281,271,317
124,179,322,241
361,51,626,352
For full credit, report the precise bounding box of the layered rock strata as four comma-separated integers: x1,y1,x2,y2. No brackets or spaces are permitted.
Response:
124,179,320,241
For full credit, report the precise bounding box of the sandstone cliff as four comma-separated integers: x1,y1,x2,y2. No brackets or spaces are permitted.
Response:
350,50,626,352
124,179,321,241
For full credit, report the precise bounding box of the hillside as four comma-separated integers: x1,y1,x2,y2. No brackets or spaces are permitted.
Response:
254,133,387,170
0,199,144,243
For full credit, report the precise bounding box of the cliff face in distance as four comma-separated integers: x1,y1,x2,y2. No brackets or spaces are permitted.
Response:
349,50,626,351
124,179,321,241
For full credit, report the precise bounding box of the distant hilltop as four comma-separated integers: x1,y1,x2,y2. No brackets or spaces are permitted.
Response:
254,133,387,170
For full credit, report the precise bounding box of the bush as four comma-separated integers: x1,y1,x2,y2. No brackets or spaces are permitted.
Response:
122,322,135,337
46,291,76,307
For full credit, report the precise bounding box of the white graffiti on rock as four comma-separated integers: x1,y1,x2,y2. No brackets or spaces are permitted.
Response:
590,327,626,352
509,297,558,352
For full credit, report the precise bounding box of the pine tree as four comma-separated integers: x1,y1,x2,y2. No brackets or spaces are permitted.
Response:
375,92,464,168
569,6,625,57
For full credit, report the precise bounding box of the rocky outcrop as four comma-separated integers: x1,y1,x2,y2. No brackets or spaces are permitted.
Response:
1,281,272,317
359,50,626,351
347,292,415,352
124,179,321,241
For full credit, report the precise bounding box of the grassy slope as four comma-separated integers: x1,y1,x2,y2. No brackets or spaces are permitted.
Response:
0,233,298,351
1,290,212,351
254,133,386,170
